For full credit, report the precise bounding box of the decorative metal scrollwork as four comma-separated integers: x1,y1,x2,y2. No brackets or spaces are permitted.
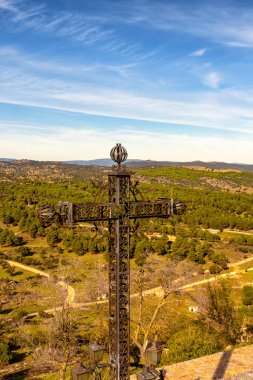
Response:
110,143,128,164
38,205,57,224
112,163,127,172
57,199,186,226
130,180,144,201
110,143,128,172
108,172,130,380
173,199,186,215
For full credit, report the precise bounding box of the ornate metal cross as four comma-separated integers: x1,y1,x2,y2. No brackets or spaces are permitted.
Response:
40,143,186,380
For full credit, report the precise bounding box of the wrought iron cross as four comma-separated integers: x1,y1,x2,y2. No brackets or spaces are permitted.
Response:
40,143,186,380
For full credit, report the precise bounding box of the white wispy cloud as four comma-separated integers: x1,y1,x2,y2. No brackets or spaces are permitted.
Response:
0,46,137,81
0,0,44,23
190,48,206,57
1,61,253,137
0,1,138,55
0,45,252,136
202,71,222,89
2,1,253,57
224,41,252,48
130,1,253,48
0,0,17,11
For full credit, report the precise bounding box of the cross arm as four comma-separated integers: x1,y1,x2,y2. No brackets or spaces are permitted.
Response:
38,199,186,225
38,199,186,226
129,199,186,219
58,201,123,224
55,199,185,225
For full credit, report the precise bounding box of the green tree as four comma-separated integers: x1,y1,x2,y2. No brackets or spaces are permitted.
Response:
152,237,169,256
196,280,241,344
72,236,88,255
209,264,221,274
131,260,195,362
19,216,27,229
0,228,23,246
17,246,34,257
47,227,61,247
37,226,46,237
0,342,12,368
29,222,38,238
163,325,223,364
171,236,189,260
3,214,15,225
88,238,99,254
242,286,253,306
209,252,228,271
134,239,150,266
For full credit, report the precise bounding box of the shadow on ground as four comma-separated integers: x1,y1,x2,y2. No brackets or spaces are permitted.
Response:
2,369,29,380
212,349,233,380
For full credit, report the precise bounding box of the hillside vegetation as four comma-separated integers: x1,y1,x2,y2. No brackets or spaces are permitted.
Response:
0,161,253,379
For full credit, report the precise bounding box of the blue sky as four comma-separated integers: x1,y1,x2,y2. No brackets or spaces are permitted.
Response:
0,0,253,163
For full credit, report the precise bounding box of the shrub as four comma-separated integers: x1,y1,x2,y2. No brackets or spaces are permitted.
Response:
209,252,228,266
46,227,61,247
243,296,252,306
242,285,253,306
0,342,12,367
17,246,34,257
239,247,249,253
0,251,7,259
12,309,29,322
0,228,24,247
209,264,221,274
220,261,228,270
163,325,223,365
5,263,15,275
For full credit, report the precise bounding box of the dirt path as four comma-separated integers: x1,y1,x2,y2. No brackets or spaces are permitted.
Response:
7,260,75,305
7,253,253,312
69,264,253,308
7,260,50,278
224,229,253,236
230,255,253,267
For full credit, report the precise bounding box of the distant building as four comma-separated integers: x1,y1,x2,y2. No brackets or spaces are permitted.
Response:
208,229,219,234
97,293,108,300
189,306,199,312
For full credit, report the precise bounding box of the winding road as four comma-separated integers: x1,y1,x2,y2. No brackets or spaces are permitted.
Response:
7,252,253,313
7,260,75,305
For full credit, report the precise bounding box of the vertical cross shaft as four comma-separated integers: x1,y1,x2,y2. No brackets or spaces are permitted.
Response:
39,143,186,380
108,172,130,380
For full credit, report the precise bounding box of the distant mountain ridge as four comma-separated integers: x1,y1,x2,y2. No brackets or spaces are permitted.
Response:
0,157,253,172
64,158,143,166
65,159,253,172
0,158,15,162
127,160,253,172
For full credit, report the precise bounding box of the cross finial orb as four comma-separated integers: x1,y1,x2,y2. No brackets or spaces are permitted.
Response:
110,143,128,165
